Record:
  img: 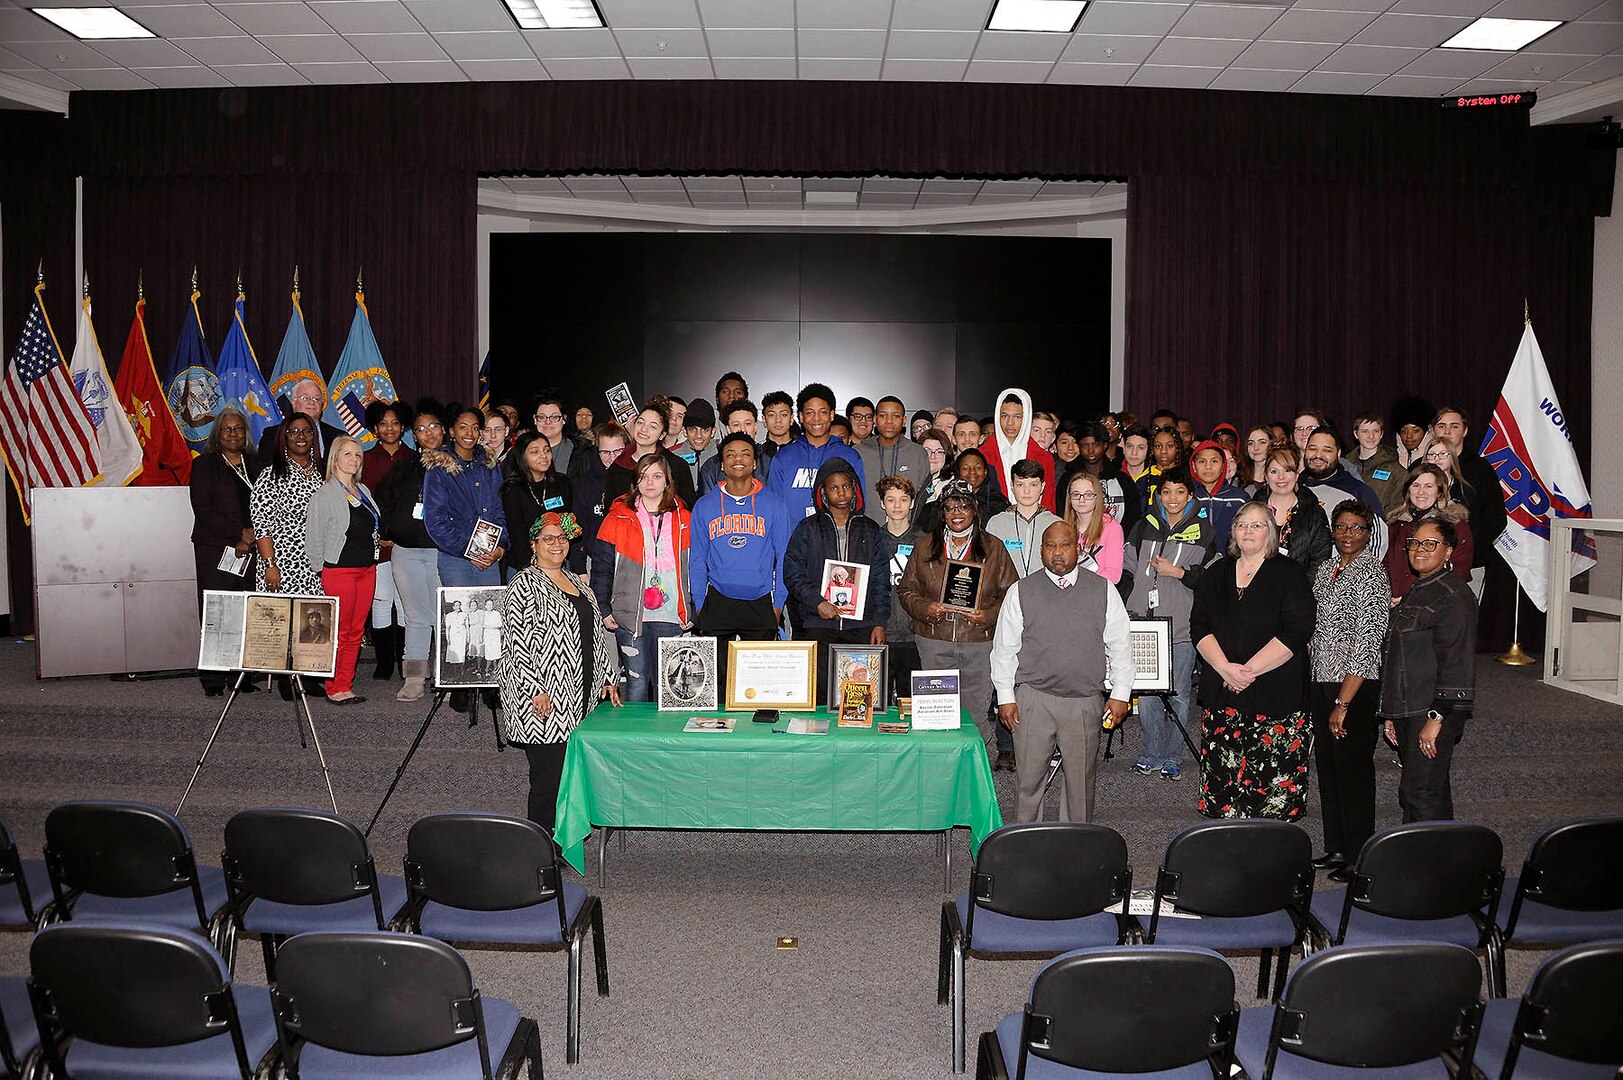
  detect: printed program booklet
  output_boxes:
[683,717,736,732]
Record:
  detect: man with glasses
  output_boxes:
[856,395,930,524]
[846,397,876,445]
[255,377,348,472]
[529,392,572,476]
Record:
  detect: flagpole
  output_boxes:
[1498,298,1537,666]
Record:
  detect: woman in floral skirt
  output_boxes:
[1190,501,1317,819]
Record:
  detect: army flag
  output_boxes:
[268,278,325,421]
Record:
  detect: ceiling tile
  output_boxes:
[798,56,883,77]
[133,64,235,86]
[704,28,795,55]
[1527,21,1623,53]
[595,0,701,28]
[882,57,970,79]
[0,10,74,43]
[215,62,307,84]
[540,56,631,76]
[402,0,516,32]
[740,175,798,189]
[964,58,1053,80]
[220,4,332,36]
[168,36,283,64]
[921,178,982,191]
[1397,47,1502,76]
[981,178,1043,191]
[745,191,804,204]
[432,30,531,59]
[973,192,1035,203]
[973,31,1068,61]
[1077,2,1189,36]
[1234,39,1335,68]
[457,56,549,77]
[1353,12,1470,47]
[1582,0,1623,16]
[684,176,740,190]
[1367,72,1464,94]
[857,192,921,205]
[261,34,362,62]
[712,56,796,75]
[0,45,37,69]
[1389,0,1493,13]
[52,67,157,90]
[796,0,894,30]
[347,33,447,61]
[1207,65,1302,89]
[502,176,569,191]
[1320,43,1425,74]
[1046,59,1137,82]
[914,192,977,205]
[1038,180,1106,195]
[124,5,246,37]
[625,55,714,75]
[1482,51,1592,80]
[1148,36,1250,65]
[1451,76,1548,94]
[563,176,628,191]
[1535,79,1591,98]
[1261,9,1377,42]
[1171,4,1284,39]
[614,27,708,55]
[804,177,860,190]
[885,30,980,59]
[87,38,198,66]
[4,39,116,67]
[1128,62,1221,86]
[1289,70,1384,93]
[1567,54,1623,81]
[861,177,922,191]
[891,0,995,31]
[1060,33,1161,63]
[695,0,793,27]
[306,1,423,34]
[292,60,386,81]
[1489,0,1599,13]
[523,28,620,57]
[798,29,888,57]
[623,176,685,190]
[373,58,466,80]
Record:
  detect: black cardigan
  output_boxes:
[189,451,253,550]
[1191,555,1316,718]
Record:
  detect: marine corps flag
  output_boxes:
[322,282,397,451]
[68,284,143,486]
[112,289,192,486]
[267,269,325,420]
[214,284,278,446]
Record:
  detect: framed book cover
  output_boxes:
[837,679,875,727]
[818,559,868,621]
[726,640,817,711]
[435,586,506,689]
[827,644,889,712]
[464,518,502,562]
[658,636,718,711]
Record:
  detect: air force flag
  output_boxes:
[215,290,278,446]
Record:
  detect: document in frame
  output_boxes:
[197,590,248,671]
[241,595,294,672]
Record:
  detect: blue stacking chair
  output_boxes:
[1232,943,1485,1080]
[0,975,41,1080]
[976,946,1238,1080]
[1306,821,1505,995]
[1493,816,1623,991]
[403,812,607,1065]
[0,815,49,932]
[939,822,1137,1073]
[270,931,542,1080]
[28,922,279,1079]
[1473,939,1623,1080]
[1143,819,1314,1002]
[42,801,234,960]
[221,807,409,979]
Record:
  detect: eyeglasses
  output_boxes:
[1405,537,1445,551]
[414,422,442,433]
[1069,492,1098,502]
[926,448,947,458]
[292,393,323,405]
[1233,521,1268,532]
[536,534,569,546]
[1332,523,1369,534]
[598,446,623,458]
[535,412,564,423]
[1293,423,1318,433]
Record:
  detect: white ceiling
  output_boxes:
[1,0,1621,123]
[480,174,1129,210]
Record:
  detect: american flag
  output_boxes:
[0,284,102,523]
[335,390,368,439]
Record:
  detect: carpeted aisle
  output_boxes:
[2,641,1619,1078]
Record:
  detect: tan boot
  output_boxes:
[397,659,428,702]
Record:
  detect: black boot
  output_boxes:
[372,625,400,681]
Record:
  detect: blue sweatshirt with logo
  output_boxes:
[764,435,866,522]
[689,478,792,611]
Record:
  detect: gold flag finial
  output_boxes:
[191,265,199,293]
[83,272,91,299]
[1524,299,1530,327]
[36,259,44,285]
[356,266,364,294]
[137,270,144,301]
[236,270,244,300]
[293,264,300,295]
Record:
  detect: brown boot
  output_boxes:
[396,659,428,702]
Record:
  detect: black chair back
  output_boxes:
[29,924,254,1077]
[1154,819,1313,927]
[223,807,383,915]
[1504,816,1623,937]
[405,813,567,936]
[44,800,200,902]
[0,814,36,925]
[1266,944,1482,1075]
[1019,947,1237,1077]
[1507,939,1623,1070]
[971,823,1130,921]
[273,932,491,1073]
[1345,822,1502,927]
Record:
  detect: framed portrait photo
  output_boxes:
[434,586,506,689]
[725,640,817,712]
[657,636,718,711]
[1105,616,1173,695]
[827,643,889,713]
[818,559,868,621]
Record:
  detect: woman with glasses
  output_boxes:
[1259,444,1332,578]
[1384,463,1473,600]
[1308,501,1391,881]
[1191,502,1316,819]
[1062,471,1124,584]
[1380,518,1476,821]
[375,400,447,702]
[500,513,621,832]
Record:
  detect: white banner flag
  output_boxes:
[1480,321,1595,611]
[69,295,143,486]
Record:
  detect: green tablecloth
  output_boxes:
[553,703,1004,874]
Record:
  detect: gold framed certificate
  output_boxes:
[725,640,817,712]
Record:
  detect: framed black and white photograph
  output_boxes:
[203,591,338,678]
[435,586,506,689]
[657,635,718,711]
[827,643,889,713]
[1106,616,1174,695]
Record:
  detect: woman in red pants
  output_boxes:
[305,435,380,703]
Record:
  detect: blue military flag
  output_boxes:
[214,288,278,446]
[163,283,220,452]
[323,287,396,450]
[267,276,326,420]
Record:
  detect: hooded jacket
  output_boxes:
[1304,462,1389,560]
[590,495,693,633]
[1354,443,1407,515]
[895,527,1019,644]
[977,387,1057,513]
[421,444,508,560]
[782,458,890,630]
[1385,502,1474,599]
[1192,477,1250,549]
[1121,497,1220,642]
[764,432,866,522]
[689,476,791,610]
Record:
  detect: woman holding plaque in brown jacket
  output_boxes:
[897,479,1019,754]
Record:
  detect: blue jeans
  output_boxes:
[615,621,685,703]
[1138,640,1195,767]
[437,550,501,588]
[392,546,441,661]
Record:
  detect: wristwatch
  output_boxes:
[1332,698,1349,709]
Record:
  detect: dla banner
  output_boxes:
[1480,321,1595,612]
[323,288,396,451]
[268,279,325,420]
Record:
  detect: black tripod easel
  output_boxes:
[365,686,505,836]
[177,670,338,814]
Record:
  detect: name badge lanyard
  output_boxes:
[341,482,382,560]
[643,507,670,611]
[1144,538,1184,612]
[1013,512,1037,576]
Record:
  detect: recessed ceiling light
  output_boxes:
[31,7,154,39]
[1440,17,1561,51]
[501,0,604,30]
[988,0,1086,34]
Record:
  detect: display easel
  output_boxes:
[365,687,504,836]
[176,670,338,813]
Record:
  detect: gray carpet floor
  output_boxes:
[3,641,1620,1078]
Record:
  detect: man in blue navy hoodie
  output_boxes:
[783,457,889,707]
[765,382,866,522]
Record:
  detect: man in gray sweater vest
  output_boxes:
[991,521,1135,822]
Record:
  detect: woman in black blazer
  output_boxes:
[189,405,257,697]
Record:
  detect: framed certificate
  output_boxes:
[827,643,888,712]
[940,560,984,612]
[725,640,817,712]
[1105,616,1173,695]
[658,635,718,711]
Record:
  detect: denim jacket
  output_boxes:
[1378,568,1476,721]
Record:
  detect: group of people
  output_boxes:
[191,370,1490,857]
